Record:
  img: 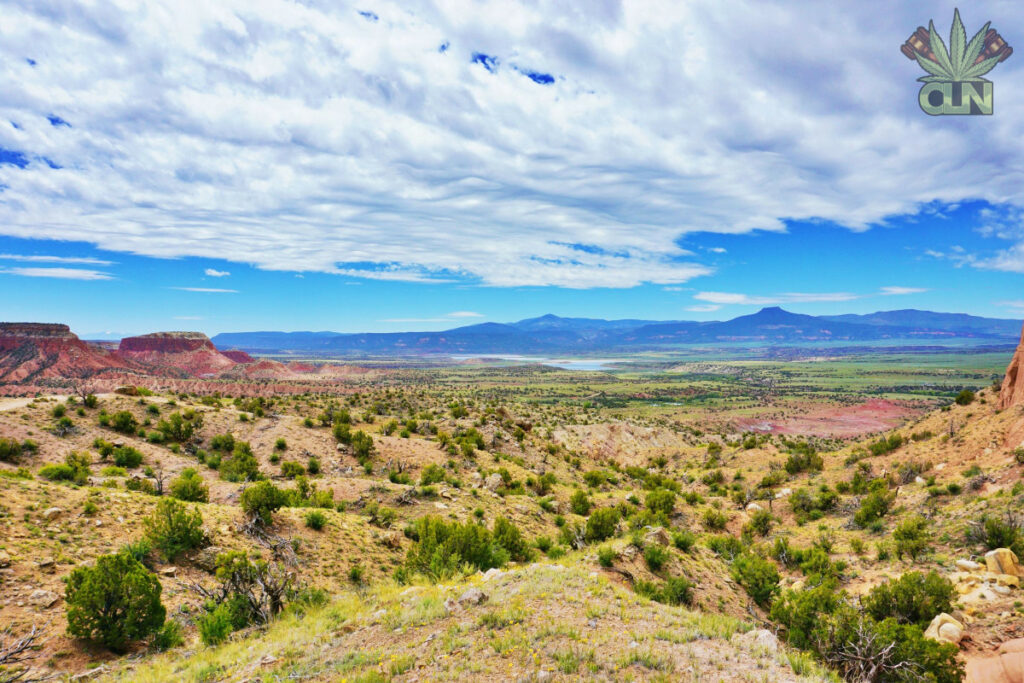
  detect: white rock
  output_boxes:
[956,559,983,572]
[732,628,780,653]
[42,507,62,520]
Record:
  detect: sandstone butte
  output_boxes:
[117,332,238,377]
[0,323,127,382]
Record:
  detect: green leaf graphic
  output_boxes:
[917,75,950,83]
[950,9,966,77]
[915,52,953,80]
[962,54,1000,79]
[928,20,956,78]
[962,21,990,73]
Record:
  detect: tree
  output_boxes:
[65,552,166,652]
[585,507,619,542]
[109,411,139,435]
[731,553,780,607]
[240,481,287,526]
[893,516,931,561]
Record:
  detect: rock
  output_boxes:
[35,557,54,568]
[481,568,504,582]
[192,546,224,572]
[998,323,1024,410]
[379,531,402,549]
[732,628,780,653]
[457,588,488,606]
[957,559,983,572]
[42,507,62,520]
[28,589,59,608]
[966,637,1024,683]
[643,527,671,547]
[0,550,10,568]
[986,548,1021,577]
[433,502,448,510]
[160,566,177,576]
[536,671,554,682]
[484,473,503,491]
[443,597,458,613]
[745,502,763,512]
[258,655,278,666]
[924,614,963,645]
[914,476,927,485]
[996,575,1020,588]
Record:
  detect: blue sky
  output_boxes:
[1,2,1022,336]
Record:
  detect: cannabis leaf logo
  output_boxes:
[913,9,1003,82]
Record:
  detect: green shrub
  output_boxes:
[109,411,139,434]
[280,461,305,478]
[644,544,670,572]
[585,507,620,542]
[702,507,729,531]
[112,446,143,469]
[861,571,954,627]
[240,481,287,525]
[771,584,842,650]
[853,481,895,528]
[968,512,1024,557]
[0,437,22,462]
[169,468,209,502]
[645,489,675,516]
[492,516,534,562]
[404,516,507,580]
[274,438,287,451]
[219,443,261,482]
[39,451,90,485]
[306,457,320,475]
[151,619,184,651]
[197,603,235,646]
[65,551,166,652]
[955,389,975,406]
[144,498,207,561]
[893,515,931,561]
[569,489,592,516]
[745,509,774,537]
[304,510,327,530]
[597,546,617,567]
[420,463,446,485]
[661,576,695,606]
[672,530,696,552]
[731,553,779,607]
[706,534,743,559]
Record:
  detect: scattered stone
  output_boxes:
[380,531,402,549]
[42,507,62,520]
[481,568,504,582]
[28,589,59,608]
[924,613,963,645]
[160,566,177,576]
[457,588,488,606]
[35,557,54,568]
[0,550,10,568]
[258,655,278,666]
[745,502,763,512]
[484,473,503,491]
[433,502,448,510]
[914,476,927,485]
[985,548,1020,577]
[956,559,983,572]
[536,671,554,682]
[443,597,458,613]
[732,628,780,653]
[644,527,671,546]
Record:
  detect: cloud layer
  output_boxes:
[1,1,1022,288]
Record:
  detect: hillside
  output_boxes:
[0,340,1021,681]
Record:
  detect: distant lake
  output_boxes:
[451,355,620,371]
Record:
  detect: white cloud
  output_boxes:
[686,304,721,312]
[174,315,204,320]
[0,267,113,280]
[996,300,1024,313]
[707,248,727,254]
[171,287,238,293]
[1,3,1023,287]
[694,291,859,305]
[378,318,452,323]
[447,311,483,318]
[879,286,928,296]
[0,254,114,265]
[204,268,230,277]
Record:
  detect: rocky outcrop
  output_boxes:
[966,638,1024,683]
[221,350,256,363]
[0,323,129,383]
[118,332,237,377]
[924,613,964,645]
[999,323,1024,410]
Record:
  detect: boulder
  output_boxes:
[966,638,1024,683]
[0,549,10,568]
[732,628,780,653]
[924,613,964,645]
[457,588,488,606]
[745,502,763,512]
[643,527,671,547]
[957,559,984,572]
[28,589,60,608]
[42,507,63,520]
[484,473,503,491]
[986,548,1021,577]
[192,545,224,572]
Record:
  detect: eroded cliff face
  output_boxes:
[221,350,256,364]
[118,332,237,377]
[999,323,1024,411]
[0,323,127,382]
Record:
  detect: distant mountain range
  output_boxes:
[211,308,1024,356]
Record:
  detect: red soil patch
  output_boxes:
[736,398,927,438]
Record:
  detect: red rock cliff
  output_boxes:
[999,323,1024,410]
[118,332,237,377]
[0,322,128,382]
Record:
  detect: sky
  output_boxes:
[1,1,1023,336]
